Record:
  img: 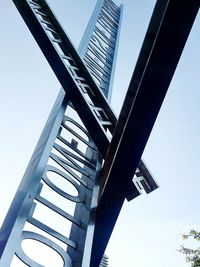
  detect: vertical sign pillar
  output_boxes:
[79,0,123,102]
[68,1,123,265]
[0,0,123,266]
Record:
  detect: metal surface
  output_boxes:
[11,0,156,200]
[99,255,109,267]
[13,0,117,158]
[79,0,123,102]
[68,1,123,265]
[0,94,101,266]
[16,231,73,267]
[0,1,124,266]
[0,0,187,265]
[0,89,67,266]
[91,1,200,266]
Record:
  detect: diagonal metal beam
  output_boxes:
[11,0,164,264]
[100,0,169,199]
[1,0,160,265]
[12,0,117,158]
[12,0,156,197]
[91,0,199,265]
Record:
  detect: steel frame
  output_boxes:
[0,1,125,266]
[0,0,198,266]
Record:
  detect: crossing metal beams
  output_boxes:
[1,0,197,266]
[13,0,116,157]
[12,0,156,199]
[0,1,125,266]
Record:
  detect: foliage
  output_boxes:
[179,230,200,266]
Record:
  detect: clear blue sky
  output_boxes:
[0,1,200,266]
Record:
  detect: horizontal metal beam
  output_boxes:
[91,0,199,265]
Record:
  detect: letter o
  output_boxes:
[15,231,72,267]
[42,165,85,202]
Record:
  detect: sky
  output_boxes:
[0,1,200,267]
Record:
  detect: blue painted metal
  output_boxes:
[69,1,123,265]
[0,1,123,266]
[107,4,123,103]
[90,1,200,265]
[78,0,105,58]
[16,231,73,266]
[0,88,101,266]
[0,89,67,266]
[79,0,123,102]
[0,0,170,266]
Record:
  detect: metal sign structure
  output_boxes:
[0,0,199,266]
[78,0,122,102]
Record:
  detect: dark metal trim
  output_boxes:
[91,1,199,265]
